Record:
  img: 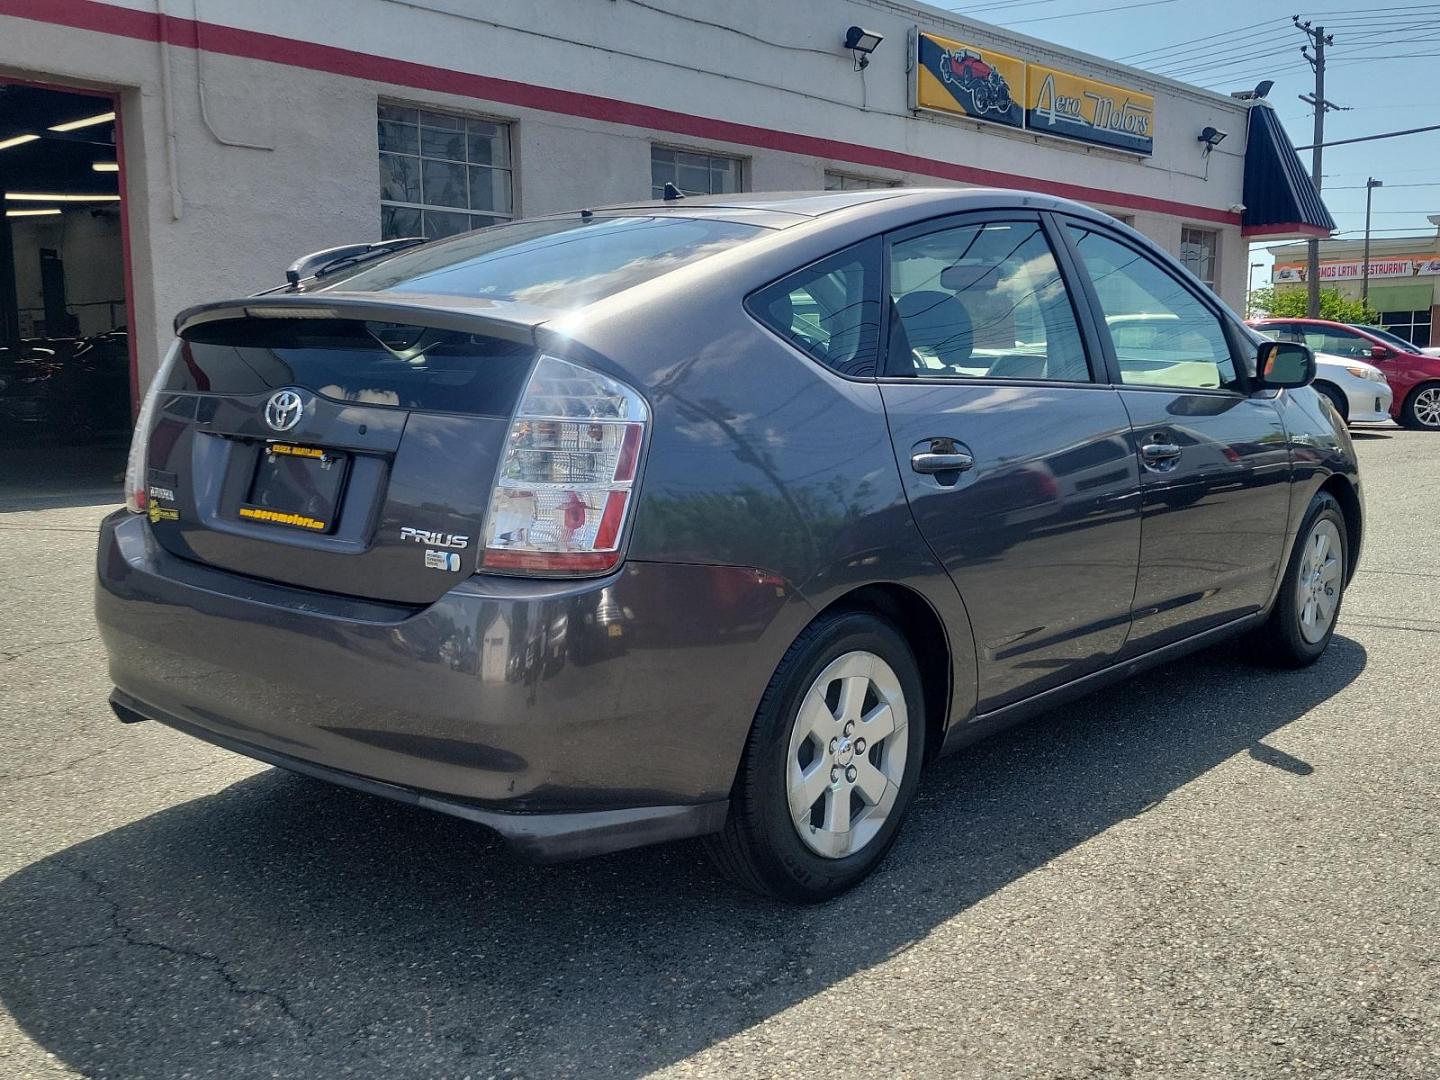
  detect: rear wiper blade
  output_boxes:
[285,237,426,287]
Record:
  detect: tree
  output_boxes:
[1249,286,1378,323]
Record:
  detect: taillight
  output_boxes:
[482,354,648,575]
[124,340,181,513]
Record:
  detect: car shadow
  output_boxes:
[0,636,1366,1079]
[1347,430,1393,440]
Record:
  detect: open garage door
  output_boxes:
[0,81,131,507]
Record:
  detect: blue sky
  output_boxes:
[942,0,1440,280]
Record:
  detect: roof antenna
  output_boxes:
[580,208,594,219]
[662,182,686,201]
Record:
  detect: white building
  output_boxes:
[0,0,1328,434]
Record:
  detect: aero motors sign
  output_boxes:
[912,29,1155,155]
[1273,260,1414,283]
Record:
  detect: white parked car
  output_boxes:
[1311,352,1393,425]
[1252,326,1392,425]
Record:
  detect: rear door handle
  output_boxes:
[911,451,974,474]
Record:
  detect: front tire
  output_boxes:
[1400,382,1440,430]
[705,611,926,902]
[1251,491,1347,667]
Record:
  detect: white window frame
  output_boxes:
[650,144,745,198]
[378,101,515,239]
[824,171,902,191]
[1378,308,1433,349]
[1180,226,1219,291]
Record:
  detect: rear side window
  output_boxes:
[1068,226,1238,390]
[171,319,535,416]
[887,220,1090,382]
[1301,327,1371,359]
[326,215,762,309]
[749,239,883,377]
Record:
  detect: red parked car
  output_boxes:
[1249,317,1440,430]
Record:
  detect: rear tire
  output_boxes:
[1250,491,1347,668]
[705,611,926,902]
[1314,382,1348,424]
[1400,381,1440,430]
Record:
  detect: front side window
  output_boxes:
[887,220,1090,382]
[1359,324,1417,352]
[749,240,882,377]
[1069,226,1238,390]
[1180,227,1218,291]
[651,147,743,198]
[378,104,513,240]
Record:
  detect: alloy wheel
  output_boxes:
[1296,518,1343,644]
[785,650,909,859]
[1413,386,1440,428]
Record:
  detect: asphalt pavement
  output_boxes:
[0,429,1435,1079]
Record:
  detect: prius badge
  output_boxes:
[264,389,305,432]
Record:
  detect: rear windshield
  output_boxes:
[321,215,762,308]
[172,319,535,416]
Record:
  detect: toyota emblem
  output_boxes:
[264,389,305,432]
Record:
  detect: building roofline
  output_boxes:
[1267,232,1440,259]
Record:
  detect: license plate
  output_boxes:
[239,443,349,532]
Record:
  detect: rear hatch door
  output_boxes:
[147,294,543,605]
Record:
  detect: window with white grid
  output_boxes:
[378,103,513,241]
[651,146,743,198]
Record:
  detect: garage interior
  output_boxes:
[0,81,129,506]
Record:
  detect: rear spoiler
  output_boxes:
[174,292,551,345]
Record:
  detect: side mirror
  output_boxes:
[1256,340,1315,390]
[1370,343,1393,361]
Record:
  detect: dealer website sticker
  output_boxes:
[425,549,462,572]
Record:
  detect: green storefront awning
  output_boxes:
[1367,282,1436,313]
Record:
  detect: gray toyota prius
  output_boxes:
[97,189,1362,900]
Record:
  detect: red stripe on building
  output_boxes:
[0,0,1242,226]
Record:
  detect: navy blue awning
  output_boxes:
[1242,103,1336,239]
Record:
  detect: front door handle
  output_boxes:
[911,450,974,474]
[1139,441,1183,469]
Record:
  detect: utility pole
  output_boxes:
[1248,261,1264,318]
[1296,18,1338,318]
[1362,177,1382,311]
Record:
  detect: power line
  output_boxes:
[1157,43,1307,78]
[1114,20,1287,63]
[1329,49,1440,68]
[1296,122,1440,150]
[1327,181,1440,190]
[1325,227,1440,235]
[1113,5,1440,65]
[994,0,1183,26]
[947,0,1087,14]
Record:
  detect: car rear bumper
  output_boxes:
[96,511,801,858]
[109,688,726,860]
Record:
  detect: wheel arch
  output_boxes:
[1312,379,1348,420]
[814,583,955,763]
[1317,473,1363,583]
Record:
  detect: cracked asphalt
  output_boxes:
[1,430,1436,1079]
